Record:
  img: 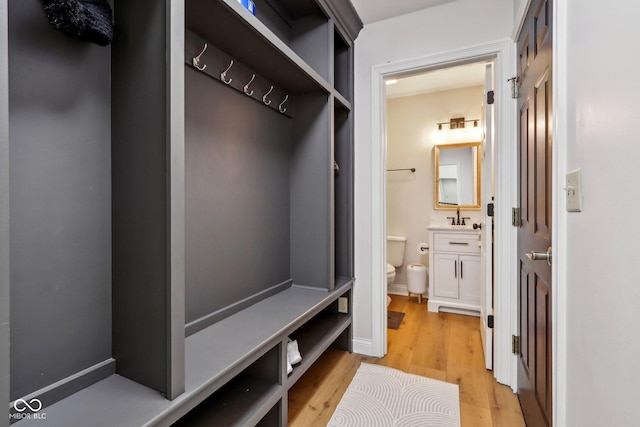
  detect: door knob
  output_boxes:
[525,247,552,266]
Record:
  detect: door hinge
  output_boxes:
[512,207,521,227]
[487,314,494,329]
[487,90,495,105]
[512,335,520,354]
[487,202,494,217]
[507,76,520,99]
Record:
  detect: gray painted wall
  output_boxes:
[185,67,292,324]
[8,0,112,399]
[290,93,331,288]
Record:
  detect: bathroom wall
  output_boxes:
[386,85,483,287]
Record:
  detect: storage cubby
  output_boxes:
[256,401,283,427]
[186,0,330,96]
[253,0,331,82]
[334,103,354,290]
[333,27,352,101]
[5,0,361,426]
[286,288,352,387]
[172,345,281,427]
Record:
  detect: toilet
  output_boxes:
[386,236,407,305]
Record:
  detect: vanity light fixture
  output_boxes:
[436,117,480,131]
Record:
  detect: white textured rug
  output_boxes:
[328,363,460,427]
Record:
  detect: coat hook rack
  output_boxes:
[244,74,256,96]
[279,95,289,113]
[221,60,234,85]
[192,43,208,71]
[186,31,294,118]
[263,86,273,105]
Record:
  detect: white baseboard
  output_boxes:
[352,338,374,356]
[388,284,428,296]
[388,284,407,295]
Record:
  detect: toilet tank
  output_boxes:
[387,235,406,267]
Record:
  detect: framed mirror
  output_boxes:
[434,142,481,210]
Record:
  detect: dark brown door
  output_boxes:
[516,0,553,426]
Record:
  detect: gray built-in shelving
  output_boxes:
[3,0,361,426]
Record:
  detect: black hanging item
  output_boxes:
[43,0,114,46]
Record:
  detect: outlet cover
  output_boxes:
[338,297,348,314]
[566,169,582,212]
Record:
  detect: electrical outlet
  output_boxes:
[338,297,348,314]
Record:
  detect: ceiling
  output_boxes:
[385,62,487,99]
[350,0,459,24]
[350,0,481,97]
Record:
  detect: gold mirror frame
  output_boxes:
[434,142,482,210]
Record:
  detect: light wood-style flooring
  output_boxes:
[288,296,525,426]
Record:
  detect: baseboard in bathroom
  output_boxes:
[388,284,408,295]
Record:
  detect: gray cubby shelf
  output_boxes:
[5,0,360,425]
[12,284,353,427]
[286,310,352,388]
[173,375,281,427]
[188,0,331,95]
[333,25,353,102]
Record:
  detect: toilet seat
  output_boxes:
[386,263,396,286]
[386,263,395,275]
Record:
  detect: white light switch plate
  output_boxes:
[566,169,582,212]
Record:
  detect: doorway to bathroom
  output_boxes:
[368,39,517,388]
[384,62,491,294]
[383,61,495,368]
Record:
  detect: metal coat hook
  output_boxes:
[221,60,234,85]
[192,43,208,71]
[262,86,274,105]
[244,74,256,96]
[279,94,289,113]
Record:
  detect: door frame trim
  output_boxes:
[552,0,567,426]
[369,39,517,387]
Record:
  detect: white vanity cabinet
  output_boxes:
[428,227,481,315]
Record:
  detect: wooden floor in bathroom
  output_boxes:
[288,295,525,427]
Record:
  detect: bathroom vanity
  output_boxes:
[427,226,481,316]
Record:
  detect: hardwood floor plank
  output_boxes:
[288,296,524,426]
[460,402,493,427]
[288,350,372,427]
[484,370,526,427]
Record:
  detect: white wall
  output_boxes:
[386,86,483,286]
[559,1,640,425]
[353,0,513,353]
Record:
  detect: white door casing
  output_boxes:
[480,62,494,370]
[369,39,517,387]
